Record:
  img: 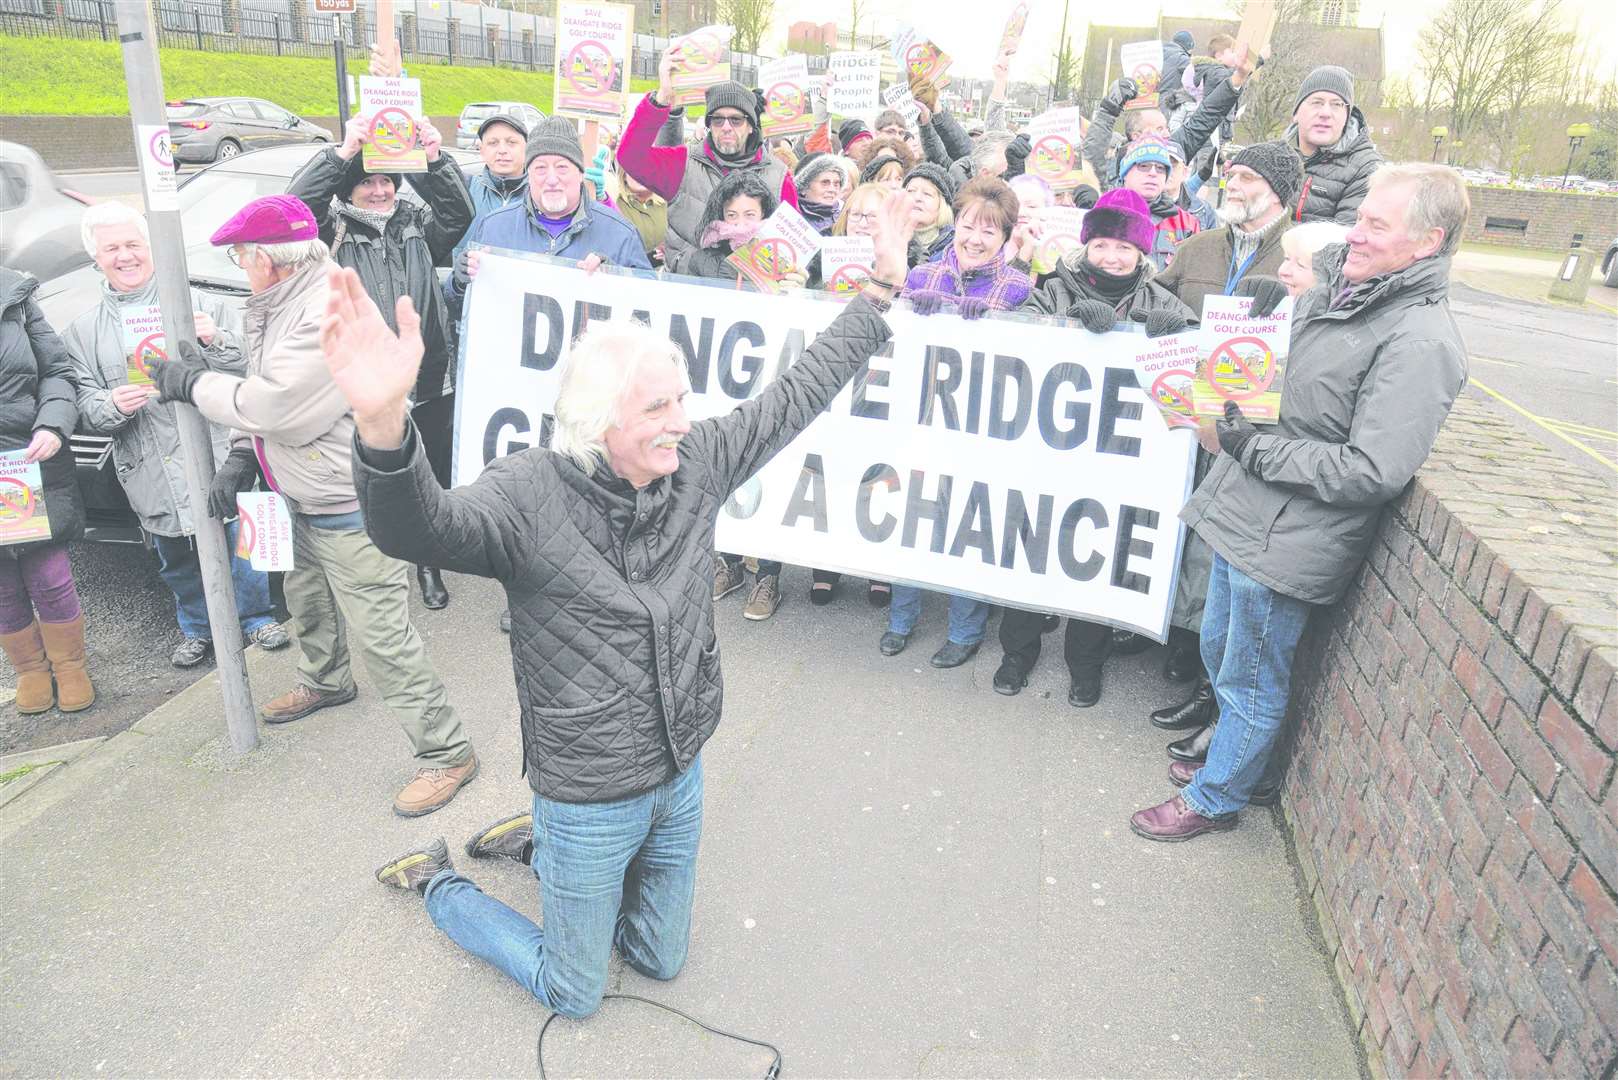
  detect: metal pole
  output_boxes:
[1562,140,1577,188]
[115,0,258,755]
[335,13,351,126]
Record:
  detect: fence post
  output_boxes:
[96,0,109,41]
[274,16,282,55]
[522,27,534,70]
[446,17,457,65]
[193,9,203,50]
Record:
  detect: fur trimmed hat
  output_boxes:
[1080,187,1155,255]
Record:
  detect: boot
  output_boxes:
[39,615,95,713]
[1150,678,1215,731]
[1168,719,1216,763]
[416,565,450,610]
[0,621,55,714]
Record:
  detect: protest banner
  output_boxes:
[1191,295,1294,423]
[880,82,921,128]
[892,25,952,90]
[826,50,882,117]
[359,76,427,172]
[553,1,634,122]
[727,204,825,294]
[999,2,1029,55]
[820,237,875,300]
[1235,0,1278,63]
[667,24,733,108]
[1129,333,1201,430]
[1024,107,1088,191]
[234,492,294,571]
[1029,206,1087,276]
[1119,41,1163,111]
[0,451,52,547]
[454,255,1198,640]
[759,54,813,138]
[119,303,165,386]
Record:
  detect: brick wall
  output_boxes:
[1463,186,1618,252]
[1282,393,1618,1078]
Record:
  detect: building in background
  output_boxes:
[788,20,839,55]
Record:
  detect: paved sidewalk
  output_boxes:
[1,571,1362,1077]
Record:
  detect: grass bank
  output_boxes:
[0,34,655,116]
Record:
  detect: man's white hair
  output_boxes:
[80,201,149,257]
[237,238,330,271]
[551,320,690,475]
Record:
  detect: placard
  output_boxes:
[668,24,733,108]
[999,3,1029,56]
[1191,295,1294,423]
[0,451,52,547]
[826,50,882,116]
[727,204,825,294]
[892,25,952,90]
[1129,333,1201,430]
[235,492,294,571]
[820,236,875,299]
[1029,206,1087,276]
[119,303,165,387]
[880,83,921,128]
[1119,41,1163,111]
[759,54,813,138]
[1024,107,1088,191]
[359,76,428,172]
[454,255,1199,641]
[554,1,634,121]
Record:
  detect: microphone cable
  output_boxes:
[537,992,783,1079]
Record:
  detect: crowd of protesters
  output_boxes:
[1,22,1473,1018]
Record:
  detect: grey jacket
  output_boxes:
[0,269,82,546]
[1285,109,1383,226]
[1181,246,1467,604]
[353,296,893,803]
[62,279,245,537]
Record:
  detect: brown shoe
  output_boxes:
[375,837,453,894]
[1167,761,1280,806]
[742,574,780,620]
[0,621,54,714]
[39,616,94,713]
[1129,794,1237,842]
[260,683,357,724]
[394,753,479,818]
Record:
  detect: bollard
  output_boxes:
[1548,236,1599,306]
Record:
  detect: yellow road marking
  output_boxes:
[1545,419,1618,440]
[1469,377,1618,474]
[1470,356,1523,368]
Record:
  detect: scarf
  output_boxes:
[1148,192,1180,218]
[800,199,842,235]
[1230,212,1284,265]
[338,201,400,234]
[1077,257,1147,306]
[699,218,763,251]
[706,136,760,171]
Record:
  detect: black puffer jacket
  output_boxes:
[0,269,82,546]
[353,296,893,803]
[1286,107,1384,225]
[1025,251,1196,326]
[287,148,473,402]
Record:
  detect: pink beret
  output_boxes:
[209,194,319,246]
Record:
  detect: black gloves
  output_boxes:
[149,339,211,404]
[1217,399,1260,464]
[908,290,948,316]
[452,247,474,290]
[1072,184,1100,210]
[208,446,261,520]
[957,296,990,320]
[1103,78,1139,111]
[1143,309,1189,338]
[1002,134,1031,179]
[1067,298,1117,334]
[1234,274,1289,318]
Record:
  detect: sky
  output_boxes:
[766,0,1618,85]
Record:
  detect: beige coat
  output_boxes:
[191,259,359,515]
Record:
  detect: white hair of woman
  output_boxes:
[1281,221,1351,264]
[80,200,149,257]
[550,320,691,475]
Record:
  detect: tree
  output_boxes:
[1416,0,1566,146]
[718,0,775,54]
[1233,0,1332,142]
[1050,38,1079,103]
[847,0,867,50]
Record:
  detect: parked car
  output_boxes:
[166,97,331,165]
[454,101,546,149]
[0,140,94,281]
[33,142,479,543]
[1602,237,1618,289]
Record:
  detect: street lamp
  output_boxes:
[1430,125,1447,162]
[1563,123,1593,188]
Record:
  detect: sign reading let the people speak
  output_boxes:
[453,256,1197,640]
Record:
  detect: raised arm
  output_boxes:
[617,56,693,202]
[407,145,476,264]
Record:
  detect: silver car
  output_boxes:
[166,97,332,164]
[455,101,546,149]
[0,140,95,281]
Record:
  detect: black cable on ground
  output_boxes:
[537,992,782,1079]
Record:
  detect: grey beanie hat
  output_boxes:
[1231,140,1305,213]
[704,80,760,129]
[525,116,584,171]
[1293,65,1355,115]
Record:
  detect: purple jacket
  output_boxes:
[903,247,1033,311]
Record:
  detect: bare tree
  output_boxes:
[847,0,867,50]
[719,0,775,54]
[1416,0,1566,145]
[1233,0,1331,142]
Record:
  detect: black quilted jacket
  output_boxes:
[353,296,892,803]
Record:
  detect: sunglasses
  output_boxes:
[709,114,750,129]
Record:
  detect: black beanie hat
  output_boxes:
[525,116,584,171]
[704,80,760,130]
[340,155,401,200]
[838,118,870,152]
[902,161,955,204]
[1230,140,1305,213]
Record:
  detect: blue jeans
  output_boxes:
[887,585,989,645]
[152,525,275,640]
[424,757,704,1019]
[1182,553,1314,819]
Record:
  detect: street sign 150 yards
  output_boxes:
[314,0,357,13]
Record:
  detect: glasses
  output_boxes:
[226,246,248,268]
[847,211,880,225]
[709,114,749,129]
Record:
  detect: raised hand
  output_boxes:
[867,187,918,288]
[320,266,421,449]
[337,115,369,161]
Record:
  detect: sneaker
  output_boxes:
[393,753,479,818]
[466,812,534,864]
[250,623,290,650]
[713,557,747,601]
[743,575,781,620]
[260,683,357,724]
[499,609,512,634]
[171,637,213,668]
[375,837,453,894]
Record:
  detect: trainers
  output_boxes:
[743,575,781,620]
[171,637,213,668]
[260,683,357,724]
[713,556,746,601]
[375,837,453,894]
[466,812,534,864]
[251,623,290,650]
[394,753,479,818]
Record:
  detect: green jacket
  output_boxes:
[1156,218,1291,317]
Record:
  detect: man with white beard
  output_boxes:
[1157,142,1304,313]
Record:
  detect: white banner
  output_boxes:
[454,255,1197,639]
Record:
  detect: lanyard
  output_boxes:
[1225,243,1261,296]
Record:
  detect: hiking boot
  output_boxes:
[743,575,781,620]
[0,621,54,714]
[375,837,453,894]
[251,623,290,650]
[394,753,479,818]
[171,637,214,668]
[466,812,534,864]
[260,683,357,724]
[713,556,746,601]
[40,616,95,713]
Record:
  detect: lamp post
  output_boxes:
[1563,123,1592,189]
[1430,125,1447,162]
